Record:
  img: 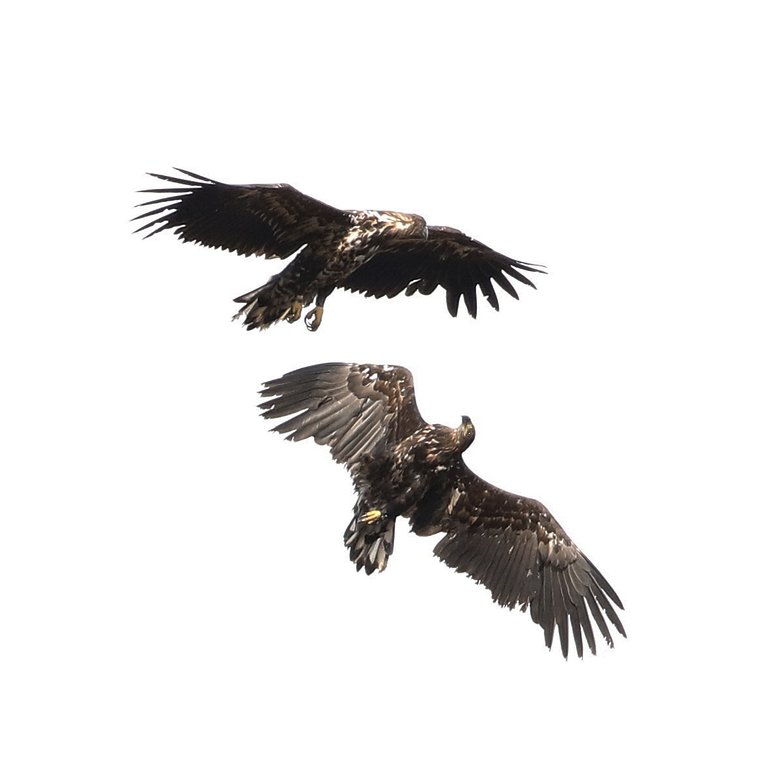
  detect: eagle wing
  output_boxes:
[340,226,545,317]
[259,363,425,468]
[434,462,625,658]
[133,168,351,258]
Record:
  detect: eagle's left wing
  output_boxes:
[340,226,545,317]
[133,168,351,258]
[260,363,425,469]
[434,462,625,658]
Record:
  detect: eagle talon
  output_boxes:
[358,508,383,525]
[305,306,324,332]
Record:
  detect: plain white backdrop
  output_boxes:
[1,2,766,766]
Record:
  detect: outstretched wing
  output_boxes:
[434,463,625,658]
[340,226,545,317]
[259,363,425,468]
[133,168,351,258]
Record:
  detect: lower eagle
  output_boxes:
[260,363,625,659]
[133,169,544,331]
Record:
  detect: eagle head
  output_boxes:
[458,415,476,451]
[374,211,428,239]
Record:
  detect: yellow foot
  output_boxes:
[304,305,324,332]
[279,300,303,323]
[358,508,382,525]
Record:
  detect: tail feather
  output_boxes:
[344,511,396,575]
[232,284,304,330]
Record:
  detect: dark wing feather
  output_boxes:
[259,363,426,469]
[434,462,624,658]
[133,168,351,258]
[340,226,545,317]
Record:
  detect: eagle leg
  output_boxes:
[282,300,304,323]
[304,288,334,332]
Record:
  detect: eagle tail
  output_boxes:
[232,283,305,331]
[344,507,396,575]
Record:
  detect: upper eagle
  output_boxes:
[260,362,625,659]
[134,169,544,331]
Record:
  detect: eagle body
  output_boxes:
[351,421,471,544]
[134,169,542,331]
[234,209,429,329]
[260,363,625,659]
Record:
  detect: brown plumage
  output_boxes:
[260,362,625,659]
[134,169,544,331]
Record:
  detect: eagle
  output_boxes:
[260,362,625,659]
[133,169,544,331]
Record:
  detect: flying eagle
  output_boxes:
[260,363,625,659]
[134,169,544,331]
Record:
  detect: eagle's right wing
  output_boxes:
[434,461,625,658]
[259,363,426,468]
[133,168,351,259]
[340,226,545,317]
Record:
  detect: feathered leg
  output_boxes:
[304,287,335,332]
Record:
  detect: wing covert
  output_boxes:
[259,363,426,468]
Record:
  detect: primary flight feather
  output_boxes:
[134,169,544,331]
[260,362,625,658]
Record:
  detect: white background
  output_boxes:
[2,2,766,766]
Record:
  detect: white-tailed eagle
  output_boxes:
[260,362,625,659]
[134,169,544,331]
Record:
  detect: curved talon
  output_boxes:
[304,305,324,332]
